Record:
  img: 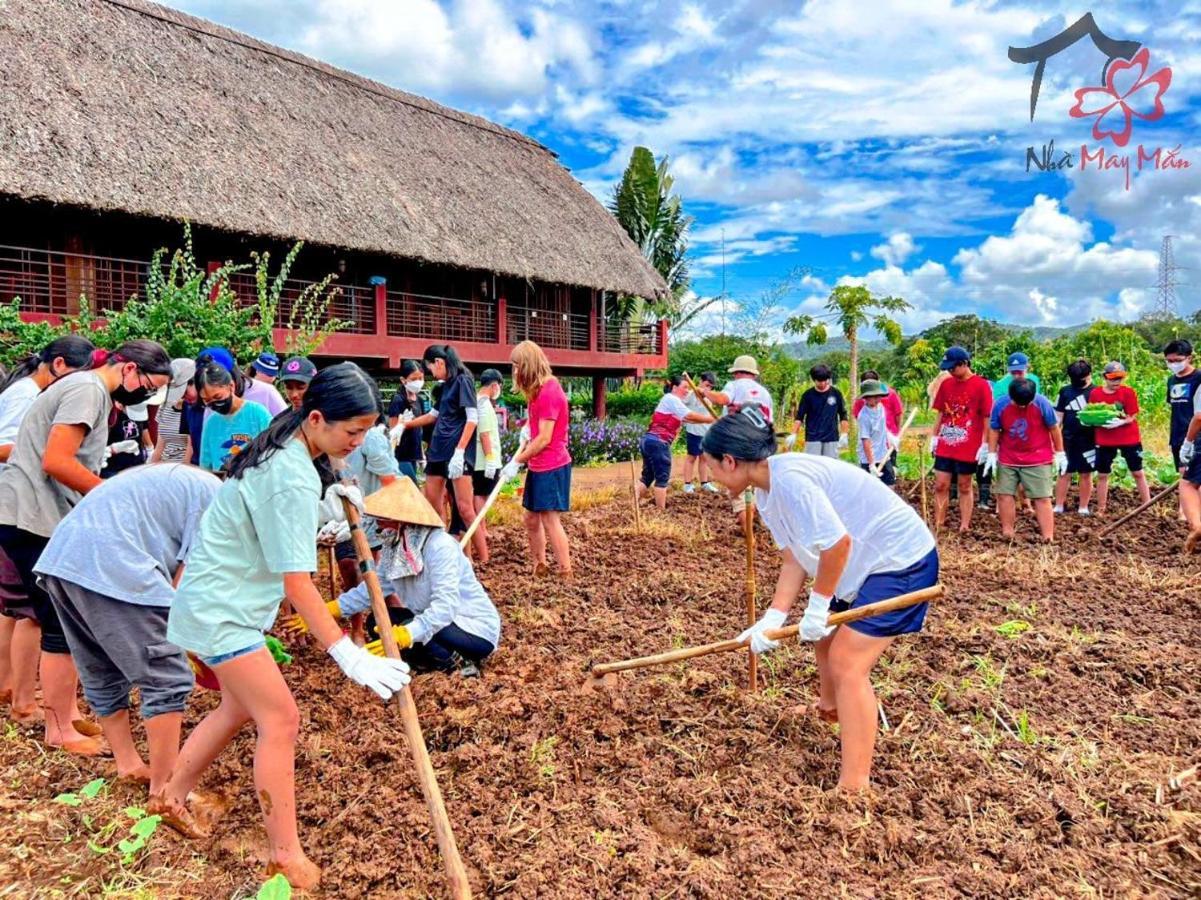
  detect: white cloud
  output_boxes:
[870,233,920,266]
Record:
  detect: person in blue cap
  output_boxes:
[250,352,280,386]
[983,353,1042,511]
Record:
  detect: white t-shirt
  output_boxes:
[0,378,41,467]
[755,454,934,601]
[683,391,711,437]
[721,378,774,423]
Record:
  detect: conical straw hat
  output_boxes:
[363,478,445,529]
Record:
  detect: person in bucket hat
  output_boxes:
[701,354,775,522]
[855,379,896,485]
[283,479,500,676]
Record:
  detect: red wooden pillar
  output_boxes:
[592,374,607,419]
[656,319,669,360]
[206,261,221,301]
[497,294,508,347]
[588,290,598,353]
[374,281,387,336]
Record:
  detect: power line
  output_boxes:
[1150,235,1183,319]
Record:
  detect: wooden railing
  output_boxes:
[385,289,497,343]
[0,245,145,315]
[224,273,376,334]
[507,304,590,351]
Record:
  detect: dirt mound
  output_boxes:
[1,486,1198,897]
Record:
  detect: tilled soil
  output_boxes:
[1,484,1199,898]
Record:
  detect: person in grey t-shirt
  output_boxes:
[35,464,220,794]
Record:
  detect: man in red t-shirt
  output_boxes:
[931,346,994,532]
[1088,361,1152,514]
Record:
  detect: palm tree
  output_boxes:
[609,146,692,323]
[784,285,910,401]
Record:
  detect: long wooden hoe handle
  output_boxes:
[591,584,944,677]
[459,442,526,549]
[341,496,472,899]
[1097,481,1179,538]
[682,371,720,419]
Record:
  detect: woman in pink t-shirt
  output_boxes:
[510,341,572,578]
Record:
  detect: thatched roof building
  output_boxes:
[0,0,665,300]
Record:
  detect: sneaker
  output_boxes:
[460,660,483,678]
[702,482,720,493]
[1077,508,1091,517]
[1052,505,1064,514]
[683,483,696,494]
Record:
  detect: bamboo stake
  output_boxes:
[682,371,720,419]
[339,495,472,899]
[873,407,919,476]
[459,444,526,549]
[591,585,943,677]
[629,457,643,532]
[743,488,757,692]
[919,437,930,526]
[1097,481,1179,538]
[327,544,339,601]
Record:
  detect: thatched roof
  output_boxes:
[0,0,666,299]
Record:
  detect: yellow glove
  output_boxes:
[366,624,413,657]
[279,599,342,636]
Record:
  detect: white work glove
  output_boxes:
[1182,442,1196,464]
[500,459,522,482]
[110,440,140,455]
[837,433,849,451]
[103,445,113,464]
[885,431,900,452]
[317,520,351,544]
[448,447,466,479]
[519,424,531,444]
[484,461,499,479]
[870,463,884,478]
[1054,450,1068,476]
[388,423,406,447]
[319,483,365,525]
[783,433,797,450]
[327,635,410,701]
[400,409,414,424]
[799,591,835,642]
[982,451,998,478]
[737,607,787,655]
[1102,418,1125,429]
[929,435,939,455]
[975,443,989,465]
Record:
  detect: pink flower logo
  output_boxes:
[1069,48,1171,147]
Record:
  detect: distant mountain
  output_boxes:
[781,321,1089,360]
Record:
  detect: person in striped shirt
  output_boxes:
[150,359,196,463]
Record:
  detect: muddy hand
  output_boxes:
[366,624,413,657]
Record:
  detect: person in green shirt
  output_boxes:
[991,352,1042,400]
[470,368,504,565]
[155,363,410,892]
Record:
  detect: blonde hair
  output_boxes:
[511,340,553,401]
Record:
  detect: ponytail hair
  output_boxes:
[225,362,382,491]
[422,344,470,382]
[194,362,234,396]
[102,340,172,377]
[701,408,776,462]
[0,335,96,397]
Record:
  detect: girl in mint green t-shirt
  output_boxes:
[158,363,411,891]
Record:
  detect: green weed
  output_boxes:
[995,620,1030,639]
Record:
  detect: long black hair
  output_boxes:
[400,359,423,379]
[702,408,776,461]
[0,335,96,397]
[422,344,470,382]
[225,361,381,491]
[95,340,172,377]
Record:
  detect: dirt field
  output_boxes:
[1,483,1198,898]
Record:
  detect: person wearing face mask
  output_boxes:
[705,410,937,792]
[195,363,271,475]
[0,335,95,728]
[279,356,318,413]
[1164,340,1201,521]
[283,478,500,676]
[0,340,172,755]
[1053,359,1097,516]
[157,364,408,889]
[386,359,429,484]
[469,369,506,563]
[1089,361,1151,515]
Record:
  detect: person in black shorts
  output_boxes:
[1053,359,1096,516]
[1165,340,1201,521]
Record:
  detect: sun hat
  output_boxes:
[280,357,318,384]
[939,346,971,370]
[1007,352,1030,372]
[165,358,196,405]
[125,401,150,422]
[1102,361,1127,380]
[363,478,445,529]
[859,379,889,398]
[728,355,760,376]
[252,352,280,379]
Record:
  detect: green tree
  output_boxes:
[667,333,800,414]
[782,285,910,401]
[918,313,1009,357]
[610,146,693,323]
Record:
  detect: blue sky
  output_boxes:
[164,0,1201,337]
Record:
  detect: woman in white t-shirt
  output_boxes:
[702,409,938,792]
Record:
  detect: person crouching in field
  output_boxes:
[284,478,501,676]
[704,409,938,791]
[983,378,1065,541]
[157,363,410,890]
[638,377,715,509]
[34,464,220,796]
